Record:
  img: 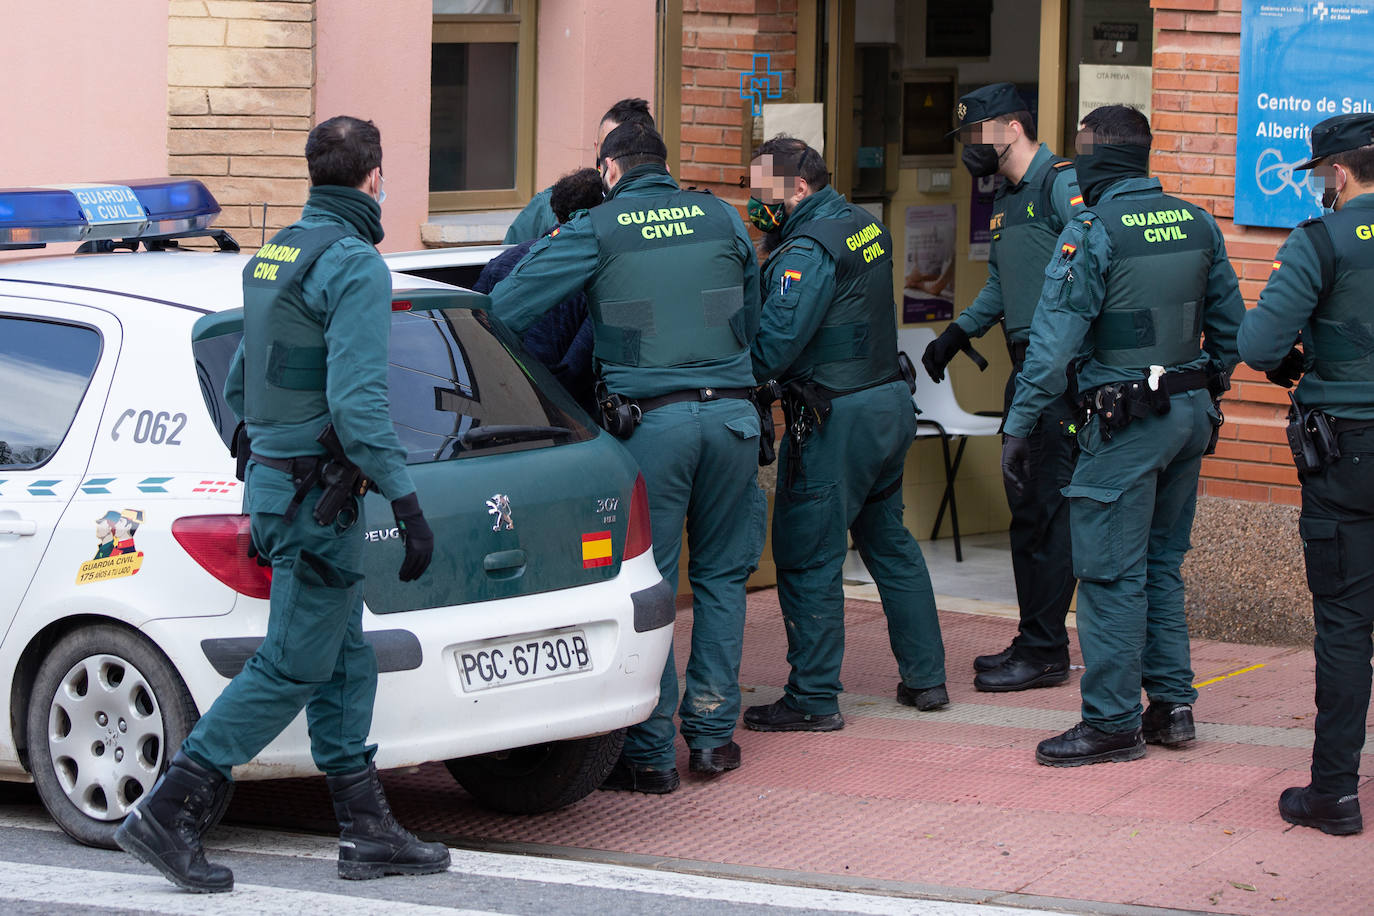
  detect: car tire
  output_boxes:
[445,728,626,815]
[26,624,232,848]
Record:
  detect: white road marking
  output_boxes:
[0,860,500,915]
[0,809,1049,915]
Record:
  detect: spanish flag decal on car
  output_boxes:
[582,531,613,568]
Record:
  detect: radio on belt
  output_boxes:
[0,178,232,251]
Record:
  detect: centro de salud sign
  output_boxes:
[1235,0,1374,228]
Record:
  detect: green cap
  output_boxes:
[1295,112,1374,171]
[950,83,1027,136]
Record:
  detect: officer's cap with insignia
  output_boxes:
[1294,112,1374,171]
[949,82,1028,137]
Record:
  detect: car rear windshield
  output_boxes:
[193,305,596,463]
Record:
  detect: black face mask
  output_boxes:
[1321,183,1340,211]
[961,143,1009,178]
[1074,143,1152,206]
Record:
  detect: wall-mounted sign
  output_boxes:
[1236,0,1374,228]
[1077,64,1152,124]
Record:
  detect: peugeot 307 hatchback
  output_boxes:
[0,179,673,849]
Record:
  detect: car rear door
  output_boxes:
[0,297,119,633]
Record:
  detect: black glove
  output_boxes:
[391,492,434,582]
[246,526,270,567]
[1001,434,1032,500]
[1265,346,1304,389]
[921,323,969,383]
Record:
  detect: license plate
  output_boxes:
[457,630,592,693]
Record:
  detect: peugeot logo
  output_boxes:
[486,494,514,531]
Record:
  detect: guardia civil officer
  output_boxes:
[489,122,765,792]
[740,135,947,732]
[1239,112,1374,836]
[1003,105,1244,767]
[923,82,1087,692]
[503,98,654,244]
[115,117,448,891]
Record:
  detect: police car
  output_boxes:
[0,180,673,848]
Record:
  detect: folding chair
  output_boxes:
[897,327,1003,562]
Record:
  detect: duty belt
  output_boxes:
[808,370,905,402]
[250,452,323,480]
[1331,416,1374,435]
[1079,367,1222,437]
[633,386,753,415]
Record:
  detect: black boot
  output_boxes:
[1279,785,1363,835]
[1142,701,1196,746]
[113,751,234,893]
[326,764,451,880]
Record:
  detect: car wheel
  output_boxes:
[26,624,232,848]
[445,728,626,815]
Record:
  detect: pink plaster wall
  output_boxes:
[317,1,432,251]
[1,1,169,187]
[533,2,657,189]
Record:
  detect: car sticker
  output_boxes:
[111,409,188,445]
[581,531,613,569]
[486,494,514,531]
[77,508,145,585]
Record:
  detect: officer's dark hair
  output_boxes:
[992,110,1037,143]
[752,135,830,190]
[1331,144,1374,184]
[305,116,382,188]
[550,168,605,222]
[1079,105,1152,149]
[601,98,654,130]
[600,122,668,172]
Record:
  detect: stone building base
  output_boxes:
[1183,495,1312,647]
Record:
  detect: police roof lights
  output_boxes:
[0,179,222,250]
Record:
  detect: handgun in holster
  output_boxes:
[1286,391,1339,474]
[752,379,782,467]
[312,424,374,529]
[595,380,641,440]
[779,380,833,486]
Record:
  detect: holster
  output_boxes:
[311,424,373,529]
[779,380,833,485]
[595,380,642,440]
[752,380,782,467]
[1286,392,1339,474]
[230,421,251,482]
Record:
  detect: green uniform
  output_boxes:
[753,185,944,714]
[489,164,765,767]
[180,186,414,780]
[1006,177,1243,734]
[955,144,1086,667]
[1239,192,1374,797]
[503,187,557,244]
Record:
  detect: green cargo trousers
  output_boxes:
[180,462,377,779]
[773,380,944,715]
[1065,389,1216,733]
[619,398,767,768]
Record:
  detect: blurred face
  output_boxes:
[749,154,799,206]
[959,119,1018,147]
[1309,161,1346,210]
[1075,127,1097,156]
[593,117,618,162]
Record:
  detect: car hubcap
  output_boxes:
[47,654,164,821]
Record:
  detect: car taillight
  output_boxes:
[623,473,652,561]
[171,515,272,599]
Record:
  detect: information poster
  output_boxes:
[903,204,957,323]
[1077,65,1152,124]
[1236,1,1374,228]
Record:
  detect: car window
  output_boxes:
[0,316,101,470]
[389,307,595,463]
[192,305,595,462]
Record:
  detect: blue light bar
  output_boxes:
[0,179,222,249]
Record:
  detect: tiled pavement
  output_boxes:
[227,536,1372,915]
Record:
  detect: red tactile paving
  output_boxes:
[225,589,1372,915]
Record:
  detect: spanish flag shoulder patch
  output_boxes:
[1069,194,1084,207]
[1271,260,1282,271]
[1060,242,1077,258]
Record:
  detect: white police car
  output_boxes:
[0,180,673,848]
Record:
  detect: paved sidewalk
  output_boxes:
[228,536,1370,915]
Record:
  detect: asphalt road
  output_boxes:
[0,783,1065,916]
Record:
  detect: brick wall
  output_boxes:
[167,0,316,252]
[679,0,798,213]
[1150,0,1299,506]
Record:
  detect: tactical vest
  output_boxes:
[240,224,349,425]
[1089,195,1214,369]
[992,158,1075,339]
[585,190,750,370]
[1300,211,1374,383]
[779,205,897,391]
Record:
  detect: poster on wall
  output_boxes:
[969,175,999,262]
[902,204,957,323]
[1236,1,1374,228]
[1077,64,1152,123]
